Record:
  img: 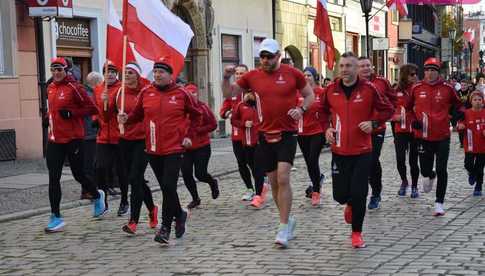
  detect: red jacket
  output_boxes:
[393,84,415,134]
[297,87,325,136]
[127,83,202,156]
[116,78,150,141]
[369,75,395,134]
[460,109,485,153]
[188,101,217,150]
[321,78,394,156]
[220,95,243,141]
[94,81,121,144]
[410,78,463,141]
[47,75,98,143]
[231,101,260,147]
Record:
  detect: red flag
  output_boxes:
[386,0,408,17]
[106,0,135,69]
[314,0,335,70]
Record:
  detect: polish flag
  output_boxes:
[124,0,194,78]
[314,0,335,70]
[464,29,475,43]
[106,0,135,69]
[386,0,408,17]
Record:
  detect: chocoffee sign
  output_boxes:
[26,0,73,18]
[55,18,90,47]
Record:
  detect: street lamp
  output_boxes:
[360,0,373,58]
[468,41,474,80]
[449,28,456,77]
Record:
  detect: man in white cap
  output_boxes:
[221,38,314,248]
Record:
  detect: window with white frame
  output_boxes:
[221,34,241,69]
[0,1,15,76]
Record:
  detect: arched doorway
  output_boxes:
[284,45,303,70]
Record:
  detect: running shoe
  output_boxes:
[117,202,129,217]
[261,183,270,202]
[410,187,419,198]
[187,198,201,209]
[368,196,381,210]
[433,202,445,216]
[311,192,320,207]
[250,195,264,209]
[209,179,220,199]
[288,216,296,240]
[344,204,352,224]
[398,181,408,196]
[148,205,159,229]
[175,210,188,238]
[241,189,255,201]
[351,232,366,248]
[154,226,170,244]
[473,190,482,196]
[468,174,476,186]
[274,224,289,248]
[93,190,106,217]
[45,214,65,233]
[122,221,137,235]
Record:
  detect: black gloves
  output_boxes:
[91,119,100,129]
[59,109,72,119]
[411,120,423,130]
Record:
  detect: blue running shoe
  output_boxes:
[473,190,482,196]
[368,196,381,210]
[398,183,407,196]
[93,190,106,217]
[45,214,65,233]
[410,187,419,198]
[468,175,476,186]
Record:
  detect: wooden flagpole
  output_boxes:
[119,0,129,135]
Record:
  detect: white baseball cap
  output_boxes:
[258,38,280,55]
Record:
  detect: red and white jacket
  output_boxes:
[410,78,463,141]
[321,78,394,156]
[116,78,150,141]
[460,109,485,154]
[94,80,121,144]
[187,101,217,150]
[47,75,98,143]
[369,74,395,134]
[220,95,243,141]
[231,101,260,147]
[297,87,326,136]
[126,83,202,156]
[393,84,415,134]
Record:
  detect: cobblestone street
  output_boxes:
[1,136,484,276]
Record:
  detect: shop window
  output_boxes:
[329,16,342,32]
[346,32,359,54]
[253,36,265,68]
[0,1,15,76]
[221,34,240,69]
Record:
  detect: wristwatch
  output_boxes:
[300,106,307,113]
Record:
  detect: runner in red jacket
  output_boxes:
[181,84,220,209]
[321,52,394,248]
[231,92,268,209]
[93,61,129,216]
[410,57,463,216]
[457,91,485,196]
[44,57,105,233]
[392,64,421,198]
[118,57,202,244]
[298,67,326,207]
[357,57,396,210]
[117,62,158,235]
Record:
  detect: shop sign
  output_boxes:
[55,18,90,47]
[26,0,73,18]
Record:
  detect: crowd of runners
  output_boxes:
[43,38,485,249]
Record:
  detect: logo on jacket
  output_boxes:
[59,91,65,100]
[149,93,155,96]
[276,74,286,85]
[353,93,363,103]
[169,95,177,104]
[435,90,443,101]
[397,92,403,97]
[419,91,427,98]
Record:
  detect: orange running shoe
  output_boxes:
[122,221,137,235]
[351,232,366,248]
[148,205,159,229]
[261,183,270,201]
[311,192,320,206]
[250,195,264,209]
[344,204,352,224]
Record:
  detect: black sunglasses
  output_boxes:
[410,73,417,76]
[50,68,64,72]
[259,53,276,60]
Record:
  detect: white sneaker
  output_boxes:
[288,216,296,240]
[241,189,255,201]
[433,202,445,216]
[422,177,434,193]
[275,224,289,248]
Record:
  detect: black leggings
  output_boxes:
[418,139,450,203]
[119,139,155,223]
[232,141,253,190]
[149,153,183,229]
[332,153,371,232]
[394,133,420,187]
[465,153,485,191]
[181,145,216,201]
[95,143,129,208]
[369,132,384,197]
[46,140,100,217]
[297,133,325,192]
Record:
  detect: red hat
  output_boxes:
[424,57,441,71]
[184,84,198,95]
[153,56,173,74]
[50,57,67,68]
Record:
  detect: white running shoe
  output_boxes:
[433,202,445,216]
[422,177,434,193]
[288,216,296,240]
[274,224,289,248]
[241,189,255,201]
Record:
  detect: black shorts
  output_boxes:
[256,131,297,173]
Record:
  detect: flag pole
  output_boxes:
[119,0,129,135]
[103,0,110,112]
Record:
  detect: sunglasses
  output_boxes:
[259,53,276,60]
[50,67,64,72]
[410,73,417,76]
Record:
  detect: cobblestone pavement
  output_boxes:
[1,135,485,276]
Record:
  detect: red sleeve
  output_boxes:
[230,103,244,129]
[184,92,203,139]
[220,98,233,119]
[69,82,98,117]
[126,89,145,124]
[371,85,394,124]
[292,67,307,90]
[195,104,217,134]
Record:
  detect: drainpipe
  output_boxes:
[272,0,276,39]
[34,17,48,157]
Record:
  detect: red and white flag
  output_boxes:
[124,0,194,78]
[106,0,135,69]
[386,0,408,17]
[464,28,475,43]
[314,0,335,70]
